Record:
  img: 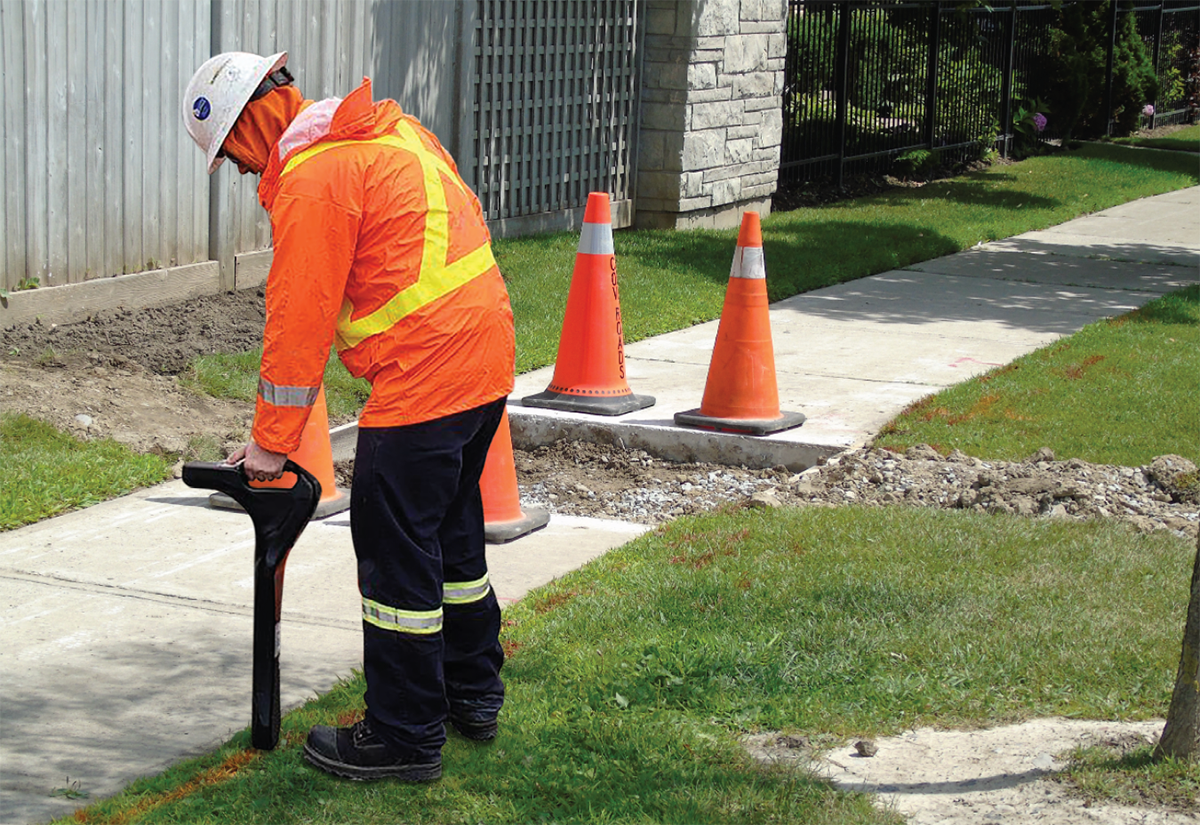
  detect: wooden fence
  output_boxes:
[0,0,642,302]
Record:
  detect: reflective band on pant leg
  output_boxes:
[362,597,443,635]
[443,573,491,605]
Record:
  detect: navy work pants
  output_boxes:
[351,397,507,760]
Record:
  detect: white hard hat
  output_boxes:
[182,51,288,174]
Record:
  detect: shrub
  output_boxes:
[785,4,1004,154]
[893,148,939,178]
[1011,98,1052,157]
[1042,2,1157,138]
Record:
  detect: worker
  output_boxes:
[182,51,514,782]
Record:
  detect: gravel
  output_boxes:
[502,439,1199,541]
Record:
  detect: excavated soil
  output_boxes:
[2,288,268,456]
[3,283,1197,825]
[2,287,1196,541]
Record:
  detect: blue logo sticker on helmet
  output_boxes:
[193,97,212,121]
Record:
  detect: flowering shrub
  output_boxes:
[1012,98,1052,157]
[1139,103,1156,131]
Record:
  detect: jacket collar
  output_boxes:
[258,78,395,210]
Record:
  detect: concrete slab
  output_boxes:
[905,247,1194,293]
[1038,192,1200,248]
[980,233,1200,267]
[0,482,362,624]
[750,271,1154,338]
[1,577,359,825]
[0,483,646,825]
[510,270,1171,463]
[488,515,650,605]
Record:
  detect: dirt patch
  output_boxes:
[1,355,252,457]
[505,439,1198,540]
[1,288,271,457]
[745,718,1193,825]
[3,289,1198,544]
[2,287,269,374]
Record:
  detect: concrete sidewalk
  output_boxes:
[509,186,1198,467]
[0,489,650,825]
[2,187,1197,825]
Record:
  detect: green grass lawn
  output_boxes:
[60,507,1193,824]
[1112,123,1200,153]
[0,413,173,530]
[874,285,1200,466]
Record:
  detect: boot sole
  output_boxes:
[302,744,441,782]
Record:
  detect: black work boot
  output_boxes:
[448,711,499,742]
[303,719,441,782]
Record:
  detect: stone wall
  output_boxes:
[636,0,788,230]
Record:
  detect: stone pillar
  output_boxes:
[636,0,787,230]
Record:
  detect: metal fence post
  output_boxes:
[924,1,941,151]
[835,1,850,189]
[1104,0,1119,138]
[207,0,235,293]
[1152,1,1164,129]
[1000,0,1017,158]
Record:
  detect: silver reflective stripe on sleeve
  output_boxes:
[258,378,320,408]
[443,574,491,605]
[577,220,614,256]
[361,597,444,635]
[730,246,766,280]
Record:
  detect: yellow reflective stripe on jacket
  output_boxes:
[443,574,491,605]
[361,597,443,635]
[279,124,497,352]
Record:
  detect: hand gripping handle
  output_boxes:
[182,460,322,566]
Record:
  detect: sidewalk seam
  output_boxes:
[0,569,359,631]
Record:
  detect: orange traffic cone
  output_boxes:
[674,212,806,436]
[210,384,351,519]
[481,411,549,544]
[521,192,655,416]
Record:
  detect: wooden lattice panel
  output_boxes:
[473,0,639,222]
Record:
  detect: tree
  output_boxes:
[1156,529,1200,760]
[1042,1,1157,139]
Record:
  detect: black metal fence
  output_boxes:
[1132,0,1200,128]
[780,0,1200,190]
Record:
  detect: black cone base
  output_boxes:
[521,389,656,416]
[674,408,806,436]
[484,506,551,544]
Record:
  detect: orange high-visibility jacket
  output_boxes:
[251,79,515,454]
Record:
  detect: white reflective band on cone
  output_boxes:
[577,221,614,256]
[730,246,766,280]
